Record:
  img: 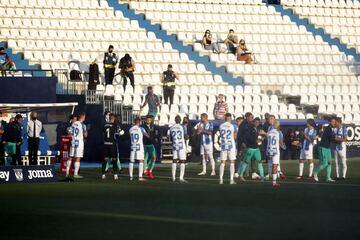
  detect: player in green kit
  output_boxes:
[313,118,336,182]
[142,115,160,179]
[238,112,265,181]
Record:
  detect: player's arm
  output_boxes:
[337,129,348,142]
[183,126,189,140]
[233,126,238,141]
[141,98,148,109]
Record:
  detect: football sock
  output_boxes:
[272,173,277,184]
[180,163,185,180]
[326,164,332,180]
[74,162,80,175]
[149,158,156,172]
[202,155,207,173]
[144,151,149,170]
[299,162,304,176]
[309,163,314,177]
[172,163,177,180]
[65,159,72,175]
[230,163,235,181]
[239,162,248,177]
[101,159,108,174]
[112,159,119,173]
[117,158,122,170]
[139,162,144,178]
[257,162,264,177]
[342,158,347,178]
[129,162,134,178]
[277,163,281,173]
[209,154,215,173]
[314,164,326,175]
[219,163,225,181]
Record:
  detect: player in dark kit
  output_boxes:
[101,114,124,180]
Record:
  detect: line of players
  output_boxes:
[65,111,348,186]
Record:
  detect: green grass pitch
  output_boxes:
[1,159,360,240]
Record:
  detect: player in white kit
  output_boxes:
[266,120,282,187]
[129,117,148,181]
[297,119,317,179]
[334,117,348,180]
[170,115,188,183]
[196,113,216,176]
[219,113,237,185]
[67,113,87,179]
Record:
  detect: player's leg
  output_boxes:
[207,146,216,175]
[65,157,72,177]
[238,148,252,180]
[198,145,207,175]
[334,150,340,179]
[129,151,135,180]
[111,157,119,180]
[101,147,109,179]
[308,159,314,178]
[172,150,178,182]
[219,160,225,184]
[73,142,84,178]
[297,159,305,179]
[138,160,145,181]
[271,155,280,187]
[179,149,187,182]
[148,145,157,179]
[254,149,264,178]
[143,145,150,175]
[340,149,347,179]
[229,150,236,184]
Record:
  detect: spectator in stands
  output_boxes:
[141,86,160,118]
[27,112,43,165]
[3,114,23,165]
[101,45,118,85]
[0,118,5,165]
[0,47,15,77]
[119,53,135,91]
[202,30,220,54]
[224,29,238,55]
[213,94,228,120]
[237,39,254,64]
[161,64,179,106]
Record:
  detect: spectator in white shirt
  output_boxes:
[27,112,42,165]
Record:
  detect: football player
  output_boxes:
[266,120,283,187]
[334,117,348,180]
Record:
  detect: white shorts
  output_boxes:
[200,144,213,155]
[70,141,84,158]
[269,154,280,165]
[300,146,313,160]
[130,150,144,162]
[173,148,187,161]
[220,150,237,161]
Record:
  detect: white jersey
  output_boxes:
[219,122,237,152]
[129,125,146,152]
[71,121,86,144]
[199,122,213,146]
[170,124,187,151]
[266,129,281,157]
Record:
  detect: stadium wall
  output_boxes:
[106,0,243,86]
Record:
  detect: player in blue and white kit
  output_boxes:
[334,118,348,180]
[219,113,237,185]
[266,120,283,187]
[196,113,216,176]
[170,115,189,182]
[67,113,87,179]
[129,117,148,181]
[297,119,317,179]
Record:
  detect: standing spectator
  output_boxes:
[3,114,23,165]
[119,53,135,91]
[224,29,238,55]
[237,39,254,64]
[141,86,160,118]
[284,129,301,160]
[0,119,5,165]
[161,64,179,106]
[0,47,15,77]
[27,112,42,165]
[101,45,118,85]
[213,94,228,120]
[202,30,220,53]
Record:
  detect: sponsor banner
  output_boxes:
[345,125,360,151]
[0,165,57,184]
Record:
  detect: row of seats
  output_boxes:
[283,0,359,8]
[0,0,109,9]
[284,84,360,95]
[300,94,360,104]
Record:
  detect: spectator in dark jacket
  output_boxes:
[3,114,23,165]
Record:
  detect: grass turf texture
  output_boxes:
[1,159,360,240]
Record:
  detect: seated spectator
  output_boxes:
[236,39,254,64]
[202,30,220,54]
[213,94,228,120]
[0,47,16,77]
[223,29,238,55]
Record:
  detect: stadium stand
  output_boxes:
[0,0,359,123]
[120,0,360,123]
